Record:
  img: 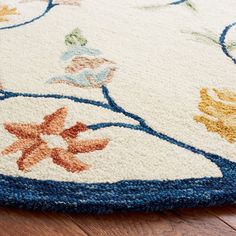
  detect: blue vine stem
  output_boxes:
[170,0,187,5]
[219,22,236,64]
[140,0,188,9]
[0,0,58,31]
[1,86,236,178]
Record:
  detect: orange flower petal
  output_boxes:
[67,138,109,154]
[4,123,41,139]
[41,107,67,135]
[1,139,38,155]
[60,122,87,139]
[17,142,50,171]
[51,148,89,173]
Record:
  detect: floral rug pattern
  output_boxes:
[0,0,235,213]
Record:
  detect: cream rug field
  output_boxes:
[0,0,235,213]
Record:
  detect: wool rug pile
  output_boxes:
[0,0,235,213]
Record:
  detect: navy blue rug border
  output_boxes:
[0,173,235,214]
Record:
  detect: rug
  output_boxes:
[0,0,235,213]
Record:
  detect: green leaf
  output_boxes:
[65,28,88,47]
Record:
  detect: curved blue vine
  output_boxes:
[219,22,236,64]
[1,86,236,179]
[141,0,188,9]
[0,0,58,31]
[170,0,187,5]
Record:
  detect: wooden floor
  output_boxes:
[0,205,236,235]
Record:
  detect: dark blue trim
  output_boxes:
[1,87,236,212]
[0,166,235,213]
[219,22,236,64]
[0,0,58,31]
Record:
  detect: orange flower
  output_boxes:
[1,108,109,172]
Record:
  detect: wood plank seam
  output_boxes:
[206,209,236,232]
[65,213,93,236]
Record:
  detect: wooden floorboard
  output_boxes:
[207,205,236,230]
[69,207,236,236]
[0,206,235,236]
[0,207,87,236]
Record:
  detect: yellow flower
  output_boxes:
[0,5,18,22]
[194,88,236,143]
